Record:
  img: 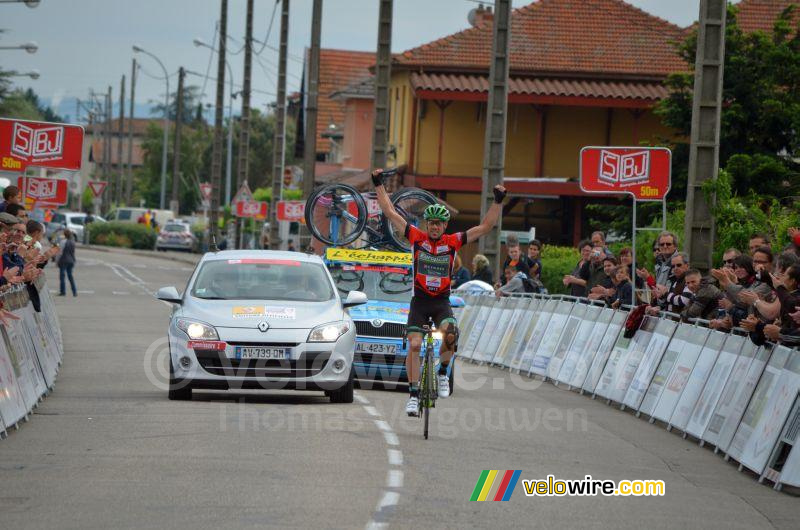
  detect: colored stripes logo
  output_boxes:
[470,470,521,501]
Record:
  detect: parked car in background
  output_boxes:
[106,207,174,227]
[46,211,106,242]
[156,222,198,252]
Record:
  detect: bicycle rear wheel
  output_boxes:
[423,344,435,440]
[305,183,367,247]
[386,188,439,251]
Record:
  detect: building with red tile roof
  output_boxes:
[735,0,799,33]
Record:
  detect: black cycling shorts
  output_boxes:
[406,295,456,333]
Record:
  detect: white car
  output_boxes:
[46,211,106,242]
[157,250,367,403]
[156,222,197,252]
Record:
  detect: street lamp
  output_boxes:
[0,41,38,53]
[0,0,41,7]
[133,44,169,210]
[193,38,235,206]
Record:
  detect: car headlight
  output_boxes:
[308,321,350,342]
[176,318,219,340]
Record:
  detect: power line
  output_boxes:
[254,0,279,56]
[200,23,219,102]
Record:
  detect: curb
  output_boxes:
[78,244,201,265]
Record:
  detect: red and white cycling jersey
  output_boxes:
[405,224,466,298]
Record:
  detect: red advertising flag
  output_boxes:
[0,118,84,172]
[235,200,269,219]
[277,200,305,222]
[17,176,69,205]
[579,147,671,201]
[88,181,108,198]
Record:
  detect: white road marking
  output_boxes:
[356,392,404,530]
[112,291,130,296]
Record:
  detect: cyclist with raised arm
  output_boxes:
[371,169,506,416]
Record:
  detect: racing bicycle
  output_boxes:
[304,166,439,252]
[404,317,438,440]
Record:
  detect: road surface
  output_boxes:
[0,248,796,529]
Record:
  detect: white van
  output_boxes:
[107,208,174,227]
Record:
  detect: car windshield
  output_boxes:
[191,258,334,302]
[164,224,186,232]
[68,216,85,225]
[328,264,412,303]
[116,210,132,221]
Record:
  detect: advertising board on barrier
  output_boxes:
[670,330,726,432]
[547,304,587,381]
[609,316,660,404]
[582,312,627,394]
[567,308,617,389]
[638,325,692,418]
[507,298,544,371]
[685,334,746,440]
[518,299,558,374]
[623,318,677,411]
[703,340,760,449]
[555,304,601,385]
[481,297,512,364]
[493,298,527,366]
[530,301,574,377]
[461,299,491,360]
[0,333,27,428]
[474,299,505,363]
[649,326,710,423]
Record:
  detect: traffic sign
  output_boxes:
[235,200,268,219]
[87,181,108,198]
[199,182,212,201]
[232,181,254,205]
[277,200,305,222]
[17,176,69,205]
[0,118,84,172]
[579,147,671,201]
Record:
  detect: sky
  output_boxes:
[0,0,722,123]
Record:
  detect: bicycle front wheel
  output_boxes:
[423,344,435,440]
[386,188,439,251]
[305,183,368,246]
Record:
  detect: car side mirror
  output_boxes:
[449,295,465,308]
[156,286,182,304]
[343,290,368,308]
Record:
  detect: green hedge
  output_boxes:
[88,222,156,250]
[541,244,580,295]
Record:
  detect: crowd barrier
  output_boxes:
[0,278,64,439]
[456,293,800,492]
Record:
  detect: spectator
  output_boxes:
[495,265,528,297]
[752,246,773,274]
[787,227,800,257]
[588,256,617,302]
[590,231,614,257]
[471,254,493,284]
[527,239,542,280]
[137,213,146,224]
[681,269,722,321]
[57,228,77,297]
[0,186,21,213]
[499,240,530,285]
[144,210,153,227]
[451,254,470,289]
[563,239,592,298]
[5,203,28,221]
[711,254,774,328]
[776,251,798,275]
[617,246,646,290]
[721,248,742,270]
[583,246,611,293]
[287,239,296,252]
[663,252,691,313]
[748,233,770,256]
[609,266,634,308]
[654,231,679,287]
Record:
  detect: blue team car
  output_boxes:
[324,248,463,393]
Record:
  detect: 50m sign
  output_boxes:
[579,147,671,201]
[0,118,84,172]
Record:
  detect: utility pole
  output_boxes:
[478,0,512,271]
[684,0,727,271]
[104,86,112,212]
[126,58,136,205]
[301,0,322,248]
[116,74,125,206]
[171,66,185,217]
[371,0,393,186]
[209,0,228,247]
[236,0,254,248]
[269,0,289,250]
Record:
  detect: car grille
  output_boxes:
[354,352,406,366]
[195,348,328,378]
[354,321,405,338]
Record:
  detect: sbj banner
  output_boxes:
[17,176,69,206]
[579,147,671,201]
[0,118,84,172]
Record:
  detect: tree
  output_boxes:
[656,4,800,198]
[150,84,203,125]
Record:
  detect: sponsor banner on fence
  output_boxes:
[639,325,692,418]
[530,300,574,377]
[670,330,726,432]
[566,308,616,389]
[582,312,627,394]
[623,318,677,410]
[547,303,587,381]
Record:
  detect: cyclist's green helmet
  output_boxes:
[423,203,450,222]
